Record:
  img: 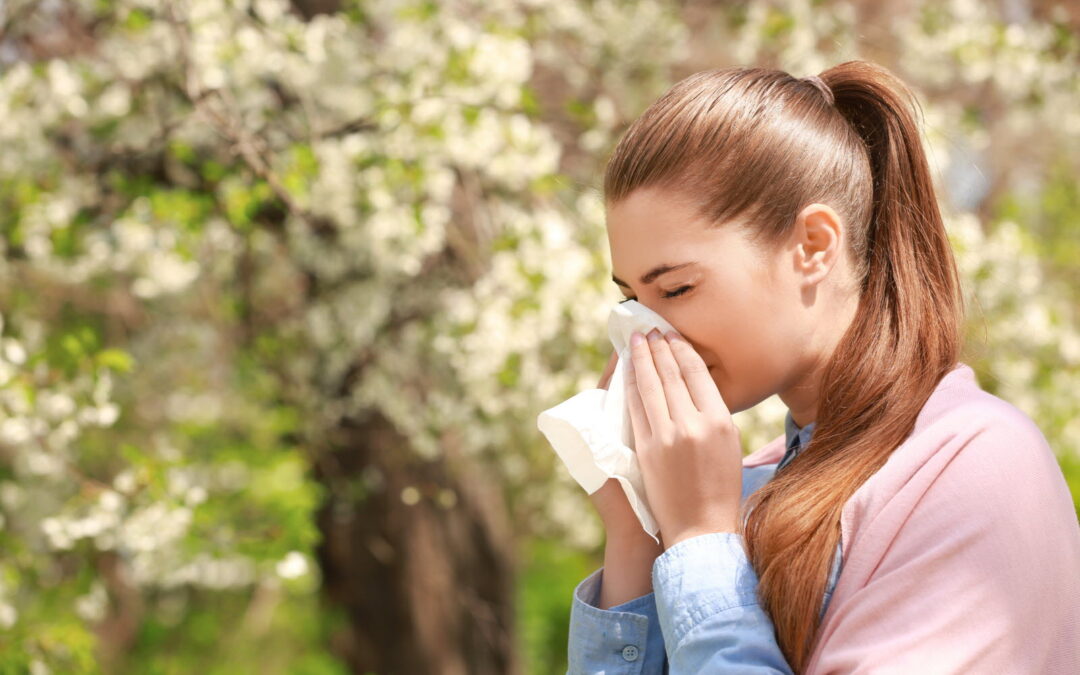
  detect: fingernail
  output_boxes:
[630,332,644,347]
[664,330,679,342]
[647,328,662,343]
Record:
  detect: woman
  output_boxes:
[565,60,1080,674]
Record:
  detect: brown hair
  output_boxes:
[603,60,964,670]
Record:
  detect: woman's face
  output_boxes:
[606,185,854,419]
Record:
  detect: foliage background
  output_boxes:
[0,0,1076,672]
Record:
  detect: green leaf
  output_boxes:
[96,348,134,373]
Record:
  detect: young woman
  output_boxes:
[566,60,1080,674]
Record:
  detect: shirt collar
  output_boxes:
[784,409,816,453]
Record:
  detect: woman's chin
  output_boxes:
[708,367,732,403]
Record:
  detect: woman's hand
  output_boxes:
[587,350,646,535]
[625,328,743,550]
[585,348,667,607]
[596,349,619,391]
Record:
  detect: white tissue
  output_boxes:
[536,300,677,544]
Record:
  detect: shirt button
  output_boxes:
[621,644,639,661]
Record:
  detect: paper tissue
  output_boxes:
[536,300,678,544]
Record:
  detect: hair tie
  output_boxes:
[802,74,834,106]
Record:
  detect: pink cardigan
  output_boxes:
[743,362,1080,672]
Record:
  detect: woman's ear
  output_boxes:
[793,203,844,286]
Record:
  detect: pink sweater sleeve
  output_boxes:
[807,400,1080,673]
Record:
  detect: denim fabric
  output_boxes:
[566,412,841,674]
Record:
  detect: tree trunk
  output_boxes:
[314,411,521,675]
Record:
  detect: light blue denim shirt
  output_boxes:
[567,412,843,674]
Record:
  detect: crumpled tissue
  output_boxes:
[536,300,677,544]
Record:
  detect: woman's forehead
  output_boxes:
[607,192,744,262]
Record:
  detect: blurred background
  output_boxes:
[0,0,1076,672]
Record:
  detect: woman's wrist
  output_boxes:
[606,525,664,557]
[597,524,665,609]
[589,478,640,530]
[603,516,654,543]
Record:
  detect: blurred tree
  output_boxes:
[0,0,686,671]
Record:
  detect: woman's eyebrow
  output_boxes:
[612,262,697,287]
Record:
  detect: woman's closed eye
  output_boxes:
[619,285,694,303]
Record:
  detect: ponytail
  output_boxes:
[741,61,964,669]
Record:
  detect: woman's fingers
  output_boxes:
[664,331,729,417]
[628,330,670,432]
[646,330,698,420]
